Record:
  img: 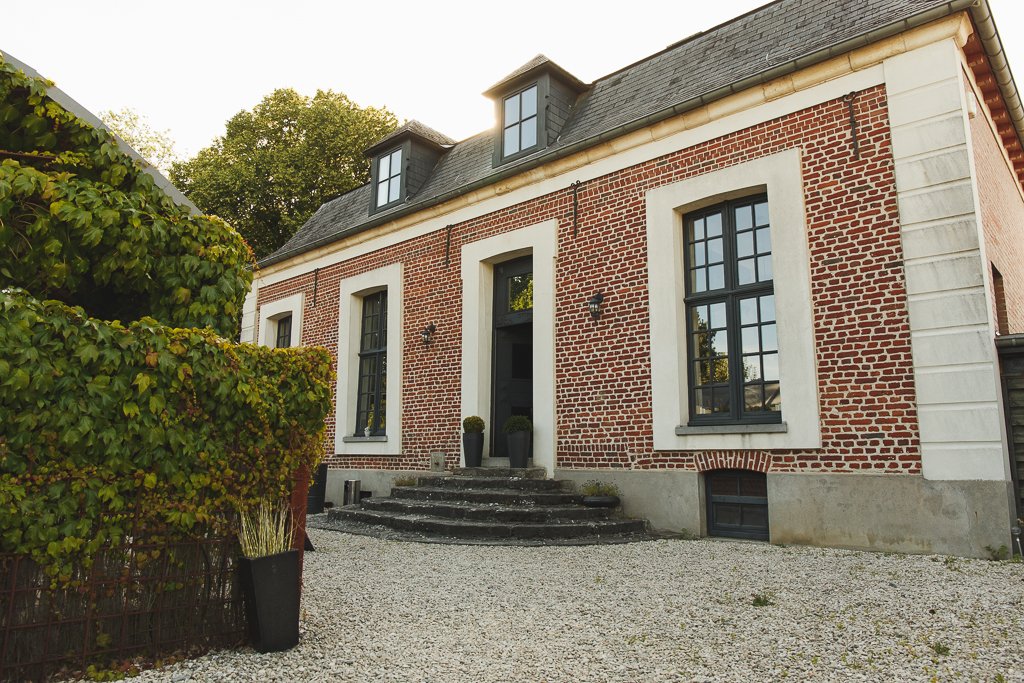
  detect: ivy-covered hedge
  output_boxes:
[0,291,333,580]
[0,53,335,585]
[0,55,252,335]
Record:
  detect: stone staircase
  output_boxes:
[323,467,651,545]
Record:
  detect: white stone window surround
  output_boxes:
[335,263,404,456]
[258,293,304,349]
[646,148,821,451]
[461,220,557,475]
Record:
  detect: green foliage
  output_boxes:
[392,476,417,487]
[100,107,180,173]
[985,544,1009,561]
[0,291,333,581]
[750,591,775,607]
[0,55,253,337]
[929,642,950,656]
[170,88,398,259]
[462,415,485,433]
[502,415,533,433]
[581,480,620,497]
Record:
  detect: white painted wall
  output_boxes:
[884,39,1009,481]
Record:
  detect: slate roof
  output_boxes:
[261,0,963,268]
[482,54,587,97]
[364,119,456,156]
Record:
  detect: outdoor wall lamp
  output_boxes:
[421,323,436,345]
[588,292,604,321]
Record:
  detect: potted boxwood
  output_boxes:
[462,416,485,468]
[581,480,621,508]
[237,498,300,653]
[503,415,532,469]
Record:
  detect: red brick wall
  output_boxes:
[258,84,922,475]
[971,100,1024,335]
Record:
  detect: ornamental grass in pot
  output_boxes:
[503,415,532,469]
[462,416,485,467]
[237,498,300,653]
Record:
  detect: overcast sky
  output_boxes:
[2,0,1023,158]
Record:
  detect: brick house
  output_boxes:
[242,0,1024,557]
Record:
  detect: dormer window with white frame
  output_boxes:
[375,147,403,208]
[502,85,538,158]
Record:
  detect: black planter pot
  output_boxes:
[463,432,484,467]
[307,463,328,514]
[507,431,531,468]
[582,495,621,508]
[239,549,300,653]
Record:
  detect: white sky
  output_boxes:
[2,0,1023,158]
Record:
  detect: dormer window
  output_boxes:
[502,85,538,158]
[376,147,403,208]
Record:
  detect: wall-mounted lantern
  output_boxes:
[421,323,436,345]
[588,292,604,321]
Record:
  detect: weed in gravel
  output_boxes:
[751,591,775,607]
[985,544,1009,561]
[929,642,951,656]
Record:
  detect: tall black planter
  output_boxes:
[239,549,300,653]
[507,431,531,468]
[463,432,484,467]
[307,463,328,514]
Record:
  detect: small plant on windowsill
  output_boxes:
[581,480,621,508]
[502,415,532,469]
[462,416,485,468]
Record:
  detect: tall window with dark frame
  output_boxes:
[502,85,538,158]
[684,196,780,423]
[376,148,402,208]
[274,314,292,349]
[355,291,387,436]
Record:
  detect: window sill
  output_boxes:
[675,422,788,436]
[341,436,388,443]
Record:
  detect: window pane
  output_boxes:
[694,361,710,385]
[521,86,537,117]
[508,273,533,311]
[756,227,771,254]
[712,387,730,412]
[693,331,708,357]
[736,231,754,258]
[377,181,389,207]
[740,298,758,325]
[388,178,401,202]
[378,155,390,178]
[764,383,781,411]
[706,212,723,237]
[737,258,755,285]
[758,255,773,282]
[708,265,725,290]
[744,385,763,412]
[692,305,709,331]
[712,357,730,382]
[711,329,728,355]
[735,205,752,230]
[390,148,402,176]
[693,217,705,241]
[754,201,769,227]
[521,117,537,149]
[275,315,292,349]
[762,353,779,381]
[710,302,726,330]
[707,238,723,263]
[760,295,776,322]
[694,388,712,415]
[692,243,706,267]
[504,93,520,126]
[761,324,777,352]
[742,356,761,381]
[504,125,520,155]
[692,268,706,293]
[742,327,760,353]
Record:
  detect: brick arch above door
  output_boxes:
[695,452,771,473]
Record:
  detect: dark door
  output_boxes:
[491,257,533,459]
[706,469,769,540]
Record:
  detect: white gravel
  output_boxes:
[108,528,1024,682]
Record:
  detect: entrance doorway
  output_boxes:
[705,469,770,540]
[491,256,533,459]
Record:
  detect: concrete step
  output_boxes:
[330,507,647,540]
[361,497,612,523]
[424,475,568,492]
[391,485,581,507]
[453,467,547,479]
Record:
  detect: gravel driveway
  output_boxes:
[123,527,1024,682]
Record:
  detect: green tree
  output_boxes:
[100,107,180,173]
[170,88,398,259]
